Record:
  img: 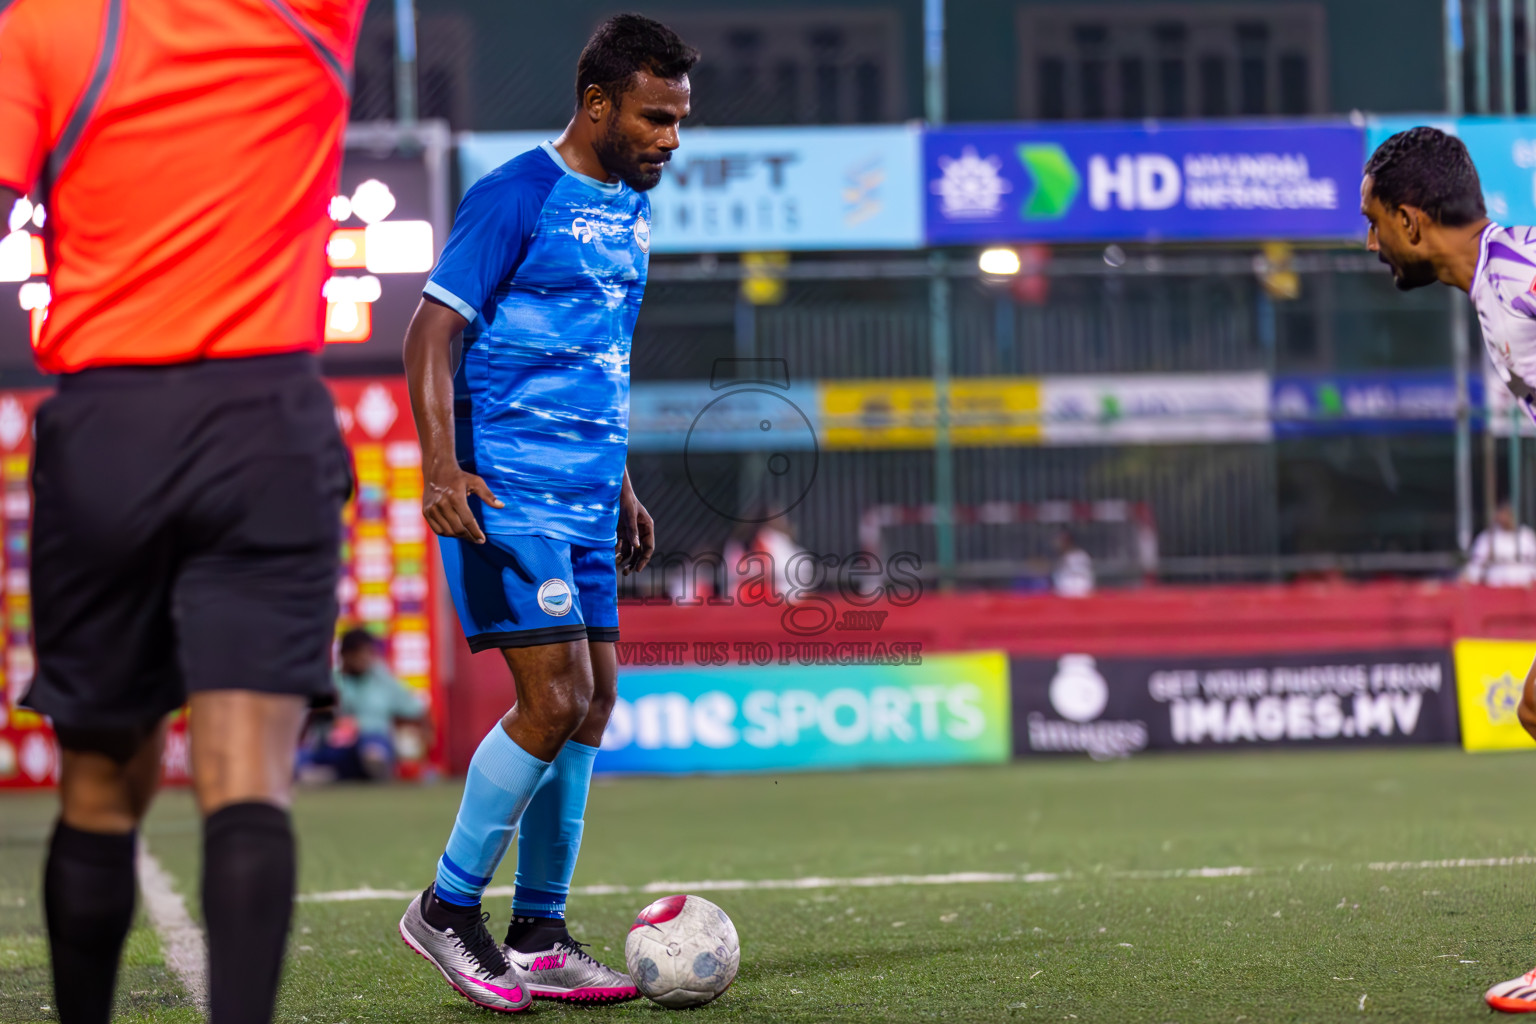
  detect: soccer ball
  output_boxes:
[624,894,740,1008]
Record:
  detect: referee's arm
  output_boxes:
[403,296,503,544]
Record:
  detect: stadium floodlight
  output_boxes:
[18,282,50,311]
[978,247,1021,276]
[328,195,353,222]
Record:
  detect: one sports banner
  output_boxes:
[1011,649,1459,759]
[925,121,1366,245]
[458,125,925,253]
[596,651,1011,774]
[1453,638,1536,752]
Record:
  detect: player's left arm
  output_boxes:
[616,467,654,576]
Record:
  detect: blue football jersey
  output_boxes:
[424,143,651,545]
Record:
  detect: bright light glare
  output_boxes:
[364,220,434,274]
[978,247,1022,276]
[350,180,396,224]
[326,235,358,261]
[7,199,31,234]
[18,282,50,311]
[0,232,31,283]
[323,275,382,303]
[328,300,360,333]
[328,195,352,221]
[31,204,44,229]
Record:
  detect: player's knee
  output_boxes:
[585,685,617,729]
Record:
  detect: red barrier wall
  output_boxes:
[444,581,1536,772]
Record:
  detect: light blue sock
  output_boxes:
[511,739,598,918]
[433,725,551,907]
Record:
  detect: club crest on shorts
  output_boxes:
[537,579,573,617]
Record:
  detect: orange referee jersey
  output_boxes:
[0,0,366,373]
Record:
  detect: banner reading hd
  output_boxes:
[457,126,923,253]
[1012,650,1457,759]
[1453,639,1536,752]
[926,121,1364,245]
[595,652,1010,774]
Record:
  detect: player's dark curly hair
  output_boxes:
[576,13,699,107]
[1364,126,1486,226]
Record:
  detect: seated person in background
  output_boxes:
[307,629,430,781]
[1464,502,1536,587]
[1052,528,1095,598]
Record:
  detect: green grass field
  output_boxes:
[5,748,1536,1023]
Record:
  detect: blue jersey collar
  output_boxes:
[539,142,625,196]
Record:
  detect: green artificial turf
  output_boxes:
[6,748,1536,1022]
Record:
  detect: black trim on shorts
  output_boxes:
[585,626,620,644]
[467,624,590,653]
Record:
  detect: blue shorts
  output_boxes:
[439,533,619,652]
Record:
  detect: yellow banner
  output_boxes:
[819,377,1042,449]
[1454,638,1536,752]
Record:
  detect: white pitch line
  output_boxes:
[136,838,208,1011]
[1367,855,1536,872]
[297,855,1536,905]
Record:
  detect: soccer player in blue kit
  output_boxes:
[396,15,696,1012]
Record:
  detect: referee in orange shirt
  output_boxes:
[0,2,367,1022]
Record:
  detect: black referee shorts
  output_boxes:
[21,352,352,731]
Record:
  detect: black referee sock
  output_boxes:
[43,821,137,1024]
[202,802,295,1024]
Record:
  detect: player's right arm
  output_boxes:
[407,167,541,543]
[403,299,502,544]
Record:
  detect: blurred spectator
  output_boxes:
[304,629,429,781]
[1052,528,1095,598]
[1464,503,1536,587]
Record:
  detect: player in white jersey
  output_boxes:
[1362,125,1536,1014]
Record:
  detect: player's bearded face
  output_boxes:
[1379,245,1438,291]
[595,113,670,192]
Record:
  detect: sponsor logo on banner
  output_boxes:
[597,652,1011,774]
[926,122,1364,244]
[458,126,923,253]
[1013,649,1458,756]
[1272,371,1481,437]
[1453,638,1536,751]
[1041,374,1272,445]
[1024,655,1149,760]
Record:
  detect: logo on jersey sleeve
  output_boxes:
[634,216,650,254]
[537,579,574,616]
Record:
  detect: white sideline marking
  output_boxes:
[1367,856,1536,872]
[298,854,1536,904]
[136,838,208,1011]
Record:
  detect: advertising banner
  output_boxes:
[596,651,1011,774]
[925,122,1365,245]
[817,378,1043,449]
[1012,649,1458,759]
[0,378,447,788]
[1272,371,1484,438]
[1453,638,1536,752]
[1366,116,1536,226]
[1040,373,1272,445]
[458,126,924,253]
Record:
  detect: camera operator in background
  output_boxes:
[305,630,430,782]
